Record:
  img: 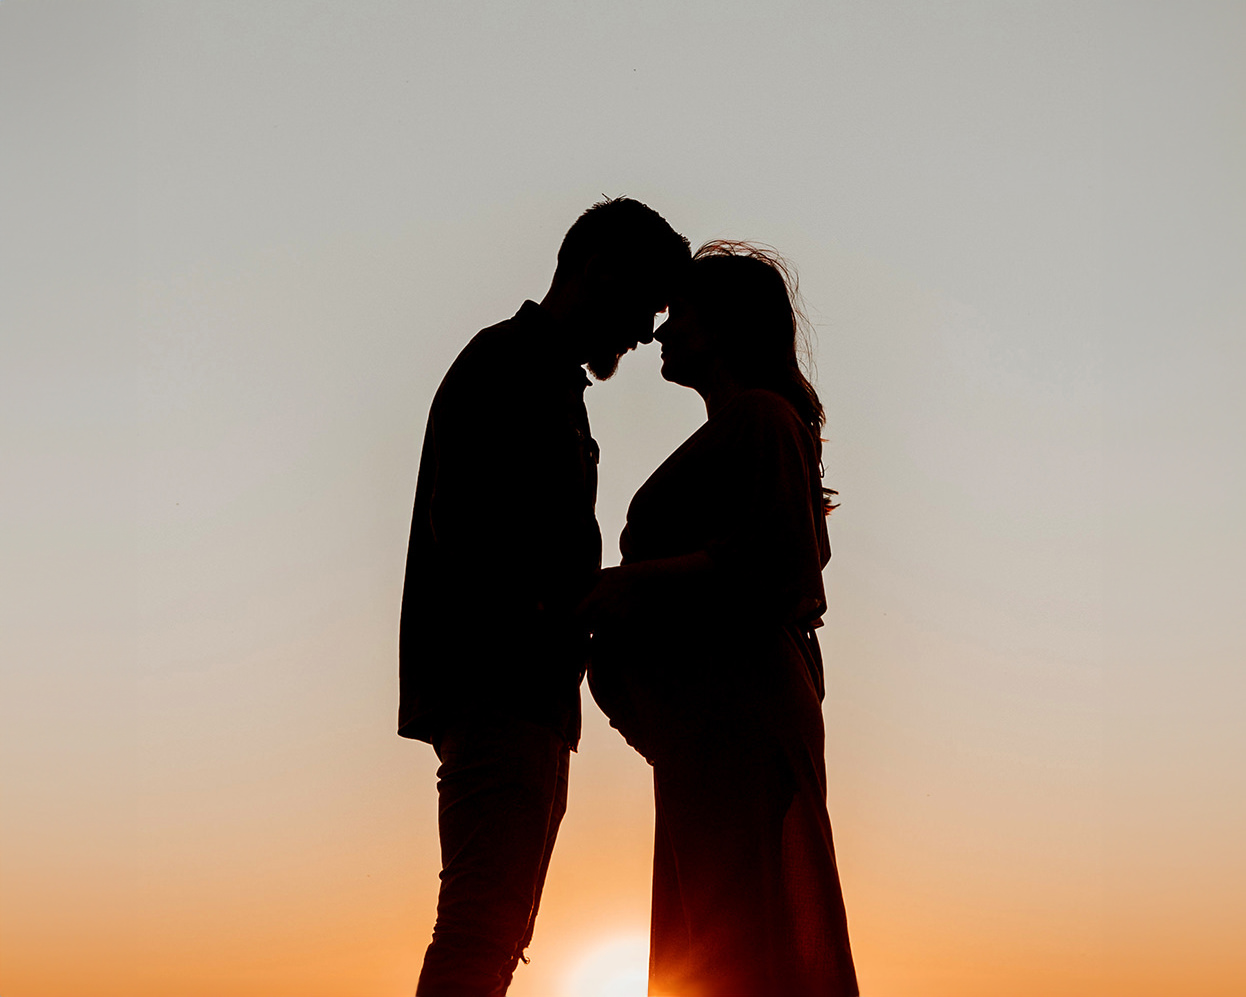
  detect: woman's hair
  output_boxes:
[687,241,837,512]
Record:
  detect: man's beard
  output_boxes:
[585,349,621,381]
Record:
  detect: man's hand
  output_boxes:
[577,553,714,633]
[576,565,641,632]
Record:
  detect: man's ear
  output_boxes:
[580,251,608,291]
[584,253,645,301]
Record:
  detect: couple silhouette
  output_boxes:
[399,198,857,997]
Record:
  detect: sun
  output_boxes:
[564,933,649,997]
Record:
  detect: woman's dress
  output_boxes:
[589,389,858,997]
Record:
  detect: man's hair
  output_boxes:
[554,197,691,289]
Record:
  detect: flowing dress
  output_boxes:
[589,389,858,997]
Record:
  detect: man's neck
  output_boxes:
[537,281,585,364]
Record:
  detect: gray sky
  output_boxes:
[2,3,1243,995]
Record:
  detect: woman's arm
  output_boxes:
[577,552,715,630]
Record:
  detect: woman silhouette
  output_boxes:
[582,243,858,997]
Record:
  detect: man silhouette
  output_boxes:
[400,198,690,996]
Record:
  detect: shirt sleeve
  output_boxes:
[705,391,829,627]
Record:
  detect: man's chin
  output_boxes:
[586,352,622,381]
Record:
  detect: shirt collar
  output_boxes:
[516,300,591,389]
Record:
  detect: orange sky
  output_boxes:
[2,3,1244,996]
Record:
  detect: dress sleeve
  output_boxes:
[417,353,510,605]
[706,392,829,627]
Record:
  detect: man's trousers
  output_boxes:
[415,716,569,997]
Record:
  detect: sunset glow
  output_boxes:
[564,935,649,997]
[3,3,1243,996]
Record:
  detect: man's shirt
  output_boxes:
[399,301,602,746]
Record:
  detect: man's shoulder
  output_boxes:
[454,315,529,373]
[433,309,533,406]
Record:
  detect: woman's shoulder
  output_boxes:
[700,390,818,468]
[720,388,808,434]
[730,387,799,411]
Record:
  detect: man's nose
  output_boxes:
[646,311,670,345]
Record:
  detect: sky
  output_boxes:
[1,2,1243,996]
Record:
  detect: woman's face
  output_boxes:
[653,294,719,388]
